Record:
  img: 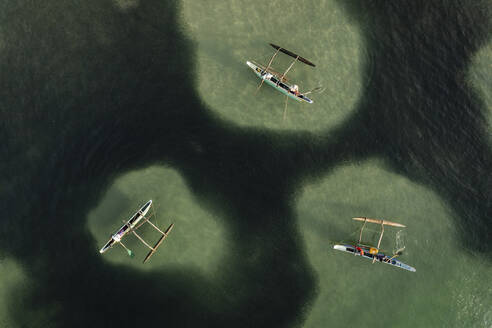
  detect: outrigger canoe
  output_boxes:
[246,60,314,104]
[247,43,318,104]
[332,217,416,272]
[99,200,153,253]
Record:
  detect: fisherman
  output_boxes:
[290,84,299,95]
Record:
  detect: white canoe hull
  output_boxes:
[333,244,416,272]
[246,61,313,104]
[99,200,153,253]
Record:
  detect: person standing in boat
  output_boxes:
[290,84,299,96]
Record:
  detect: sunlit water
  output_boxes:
[1,0,491,327]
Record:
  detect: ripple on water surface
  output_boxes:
[88,165,228,276]
[296,160,492,327]
[467,41,492,143]
[180,0,363,131]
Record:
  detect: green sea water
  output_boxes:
[87,166,228,275]
[1,0,491,327]
[84,159,492,327]
[297,159,491,327]
[180,0,363,131]
[468,42,492,144]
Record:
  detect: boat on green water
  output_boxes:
[246,43,319,104]
[333,217,416,272]
[99,200,174,263]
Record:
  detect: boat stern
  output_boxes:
[99,238,115,253]
[246,61,264,77]
[333,244,347,251]
[140,200,152,217]
[246,60,257,70]
[300,94,314,104]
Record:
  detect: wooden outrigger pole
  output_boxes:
[256,47,281,93]
[132,204,174,263]
[246,43,317,105]
[99,200,174,263]
[353,217,405,263]
[332,217,415,272]
[142,223,174,263]
[256,43,316,91]
[279,55,299,86]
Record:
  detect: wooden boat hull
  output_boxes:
[333,244,416,272]
[99,200,153,253]
[246,61,313,104]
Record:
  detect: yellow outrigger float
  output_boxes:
[333,217,416,272]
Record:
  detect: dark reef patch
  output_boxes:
[0,0,490,327]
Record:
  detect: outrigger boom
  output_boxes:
[247,61,313,104]
[333,217,416,272]
[99,200,173,263]
[247,43,319,107]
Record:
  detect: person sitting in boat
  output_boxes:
[290,84,299,95]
